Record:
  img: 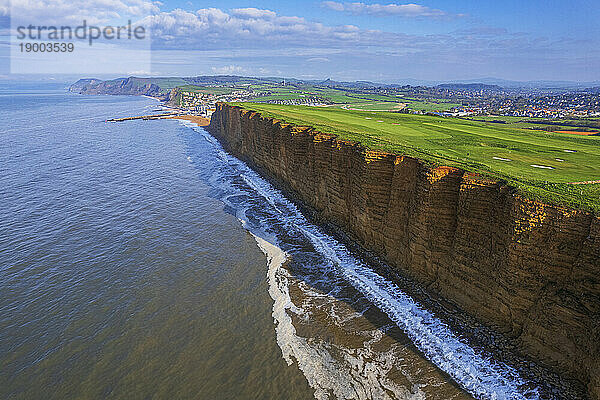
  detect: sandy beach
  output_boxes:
[164,115,210,126]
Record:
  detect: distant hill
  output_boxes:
[70,74,600,96]
[70,75,281,95]
[387,77,600,89]
[69,78,103,93]
[441,77,600,89]
[436,83,503,91]
[69,75,391,95]
[313,78,380,88]
[71,77,167,96]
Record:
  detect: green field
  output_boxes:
[405,99,461,112]
[336,102,407,111]
[177,85,237,95]
[231,103,600,212]
[463,116,600,132]
[176,82,458,112]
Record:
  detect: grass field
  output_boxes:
[231,103,600,212]
[401,98,462,112]
[465,116,600,133]
[177,85,237,95]
[179,83,458,112]
[337,102,407,111]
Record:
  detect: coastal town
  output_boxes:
[162,79,600,132]
[6,0,600,397]
[446,90,600,118]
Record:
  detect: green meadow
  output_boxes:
[465,115,600,132]
[232,103,600,212]
[176,85,237,95]
[185,83,456,112]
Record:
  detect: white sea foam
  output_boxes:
[194,126,540,400]
[178,120,198,129]
[253,234,425,400]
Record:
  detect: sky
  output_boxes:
[1,0,599,82]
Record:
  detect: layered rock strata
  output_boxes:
[208,103,600,399]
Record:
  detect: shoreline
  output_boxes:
[163,114,210,126]
[105,97,598,397]
[208,102,600,399]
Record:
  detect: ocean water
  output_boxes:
[0,84,547,399]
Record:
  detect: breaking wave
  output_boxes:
[185,123,540,400]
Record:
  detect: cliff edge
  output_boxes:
[208,103,600,399]
[69,77,162,97]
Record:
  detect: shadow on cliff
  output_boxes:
[199,112,592,399]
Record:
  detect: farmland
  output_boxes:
[231,103,600,212]
[172,80,460,112]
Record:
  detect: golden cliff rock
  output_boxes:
[208,103,600,399]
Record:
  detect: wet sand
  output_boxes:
[165,114,211,126]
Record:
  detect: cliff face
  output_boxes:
[69,77,161,96]
[208,104,600,399]
[165,87,183,108]
[69,78,102,93]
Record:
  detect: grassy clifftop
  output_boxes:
[230,102,600,212]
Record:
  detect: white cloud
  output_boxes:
[7,0,160,25]
[231,8,277,20]
[143,7,384,49]
[6,1,587,81]
[143,4,564,69]
[307,57,330,62]
[211,64,245,74]
[322,1,344,12]
[321,1,446,17]
[128,69,152,75]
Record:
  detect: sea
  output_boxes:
[0,83,551,399]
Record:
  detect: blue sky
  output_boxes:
[1,0,599,82]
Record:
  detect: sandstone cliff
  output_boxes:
[208,103,600,399]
